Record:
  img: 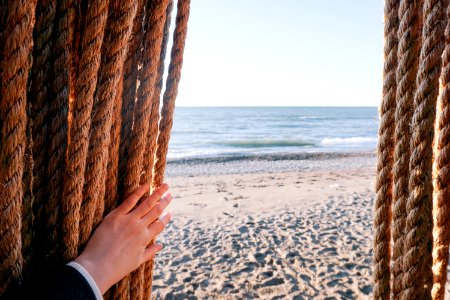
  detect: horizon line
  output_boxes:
[174,105,378,108]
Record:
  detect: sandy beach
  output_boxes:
[149,152,381,299]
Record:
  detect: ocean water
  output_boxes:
[167,106,378,159]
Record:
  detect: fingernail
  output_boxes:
[159,212,172,224]
[162,193,172,202]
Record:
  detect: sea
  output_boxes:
[167,106,379,160]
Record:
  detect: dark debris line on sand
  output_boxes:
[166,152,376,177]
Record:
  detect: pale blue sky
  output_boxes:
[174,1,384,107]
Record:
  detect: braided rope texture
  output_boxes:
[392,0,422,298]
[124,0,168,199]
[0,0,37,294]
[153,0,191,188]
[61,0,109,261]
[29,0,56,271]
[142,0,174,189]
[118,0,146,193]
[147,0,191,296]
[46,0,75,265]
[79,0,137,249]
[21,119,34,278]
[113,2,146,298]
[373,2,398,299]
[103,79,124,300]
[0,0,190,297]
[126,1,169,298]
[403,0,448,299]
[431,3,450,299]
[142,1,174,297]
[105,77,124,216]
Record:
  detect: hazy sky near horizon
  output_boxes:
[173,1,384,107]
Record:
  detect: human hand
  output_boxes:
[74,183,172,294]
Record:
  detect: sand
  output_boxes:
[151,152,377,299]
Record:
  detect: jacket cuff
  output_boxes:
[67,261,103,300]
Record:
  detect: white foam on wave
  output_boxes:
[298,116,319,119]
[321,137,377,146]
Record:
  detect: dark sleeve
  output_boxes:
[4,265,97,300]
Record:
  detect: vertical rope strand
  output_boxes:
[103,79,124,300]
[113,2,146,298]
[142,0,174,188]
[373,1,399,299]
[125,1,169,298]
[79,0,137,249]
[0,0,37,294]
[142,2,173,297]
[403,0,448,298]
[61,0,109,261]
[431,3,450,299]
[20,107,34,279]
[153,0,191,188]
[0,0,6,116]
[148,1,190,296]
[105,78,124,215]
[29,0,56,271]
[46,0,75,266]
[118,0,146,190]
[392,1,422,298]
[93,0,138,229]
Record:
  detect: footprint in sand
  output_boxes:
[187,202,207,208]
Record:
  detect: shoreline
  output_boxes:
[166,151,376,176]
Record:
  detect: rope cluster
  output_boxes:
[0,0,190,298]
[375,0,450,299]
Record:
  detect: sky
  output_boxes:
[171,1,384,107]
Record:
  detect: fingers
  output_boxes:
[142,243,164,263]
[116,184,150,214]
[141,193,172,225]
[132,183,169,218]
[148,212,172,237]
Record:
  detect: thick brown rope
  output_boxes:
[45,0,75,266]
[403,0,447,298]
[105,77,124,216]
[103,79,124,300]
[392,0,421,298]
[153,0,191,188]
[118,0,146,192]
[373,1,398,299]
[146,1,190,295]
[119,0,169,203]
[21,120,33,278]
[0,3,5,254]
[94,0,138,229]
[431,4,450,299]
[142,0,174,189]
[79,0,137,249]
[142,1,174,298]
[29,0,56,271]
[124,1,169,298]
[61,0,109,261]
[0,0,4,145]
[113,2,146,298]
[0,0,37,294]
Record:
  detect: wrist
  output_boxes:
[74,255,110,295]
